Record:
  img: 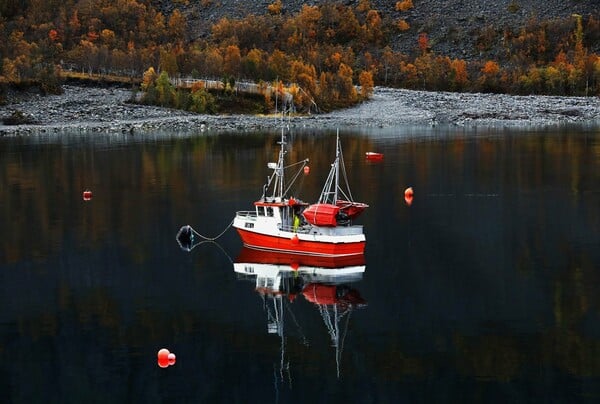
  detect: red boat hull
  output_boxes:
[236,247,365,268]
[235,228,365,257]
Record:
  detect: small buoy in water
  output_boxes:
[366,152,384,161]
[158,348,170,361]
[404,187,414,206]
[83,190,93,201]
[168,353,176,366]
[157,348,170,368]
[304,166,310,175]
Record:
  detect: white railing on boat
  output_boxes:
[236,211,257,218]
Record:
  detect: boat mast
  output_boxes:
[266,125,287,200]
[318,130,342,205]
[334,129,340,203]
[275,126,286,199]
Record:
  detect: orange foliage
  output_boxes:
[48,29,59,42]
[356,0,371,13]
[87,31,99,42]
[359,70,374,98]
[267,0,282,15]
[418,32,429,53]
[326,52,343,70]
[5,0,599,101]
[450,58,469,89]
[223,44,241,76]
[397,19,410,32]
[481,60,500,76]
[191,81,205,92]
[395,0,413,12]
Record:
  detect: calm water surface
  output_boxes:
[1,125,599,403]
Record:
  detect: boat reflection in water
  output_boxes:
[234,247,367,381]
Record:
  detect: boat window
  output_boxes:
[257,207,265,216]
[245,222,254,229]
[266,207,274,217]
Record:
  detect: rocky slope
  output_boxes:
[169,0,599,60]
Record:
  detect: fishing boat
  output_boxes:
[232,128,368,257]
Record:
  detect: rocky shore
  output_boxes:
[1,85,599,136]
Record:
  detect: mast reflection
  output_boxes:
[234,247,367,381]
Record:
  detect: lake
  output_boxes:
[1,124,599,403]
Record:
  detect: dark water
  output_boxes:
[1,125,599,403]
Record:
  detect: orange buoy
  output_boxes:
[404,187,414,206]
[304,166,310,175]
[83,190,93,201]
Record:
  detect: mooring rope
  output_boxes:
[188,220,233,241]
[175,221,235,263]
[175,220,234,252]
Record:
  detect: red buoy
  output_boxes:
[404,187,414,206]
[157,348,170,361]
[366,152,384,161]
[157,348,173,368]
[83,190,93,201]
[168,353,176,366]
[291,235,299,244]
[304,166,310,175]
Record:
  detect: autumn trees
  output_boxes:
[0,0,599,111]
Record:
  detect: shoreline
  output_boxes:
[1,85,599,136]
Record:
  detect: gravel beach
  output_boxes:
[1,85,599,136]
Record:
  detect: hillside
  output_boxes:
[1,0,599,114]
[171,0,599,59]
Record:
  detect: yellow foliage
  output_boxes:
[141,66,157,90]
[356,0,371,13]
[395,0,413,12]
[397,19,410,31]
[267,0,282,15]
[359,70,374,98]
